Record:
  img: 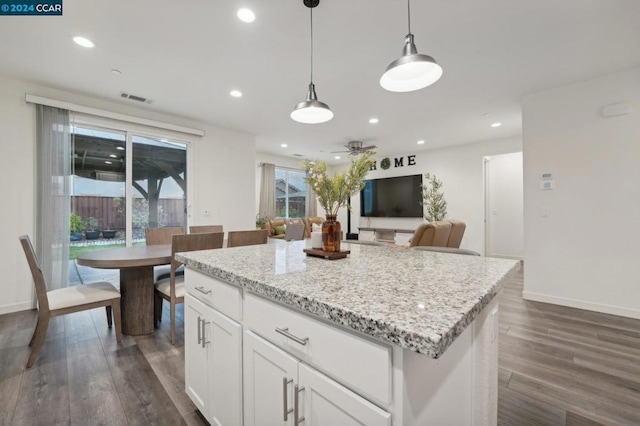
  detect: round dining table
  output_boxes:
[76,245,171,335]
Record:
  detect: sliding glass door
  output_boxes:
[69,120,189,278]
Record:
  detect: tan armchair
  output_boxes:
[446,220,466,248]
[409,221,452,248]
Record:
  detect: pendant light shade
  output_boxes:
[290,83,334,124]
[380,1,442,92]
[291,0,333,124]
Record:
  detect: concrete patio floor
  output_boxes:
[68,260,119,288]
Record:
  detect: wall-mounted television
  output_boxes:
[360,174,423,218]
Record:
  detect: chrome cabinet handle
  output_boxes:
[197,316,202,345]
[294,384,305,426]
[275,327,309,346]
[282,377,293,421]
[201,319,210,348]
[195,286,211,295]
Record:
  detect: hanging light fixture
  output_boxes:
[291,0,333,124]
[380,0,443,92]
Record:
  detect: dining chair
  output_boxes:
[189,225,223,234]
[227,229,269,248]
[19,235,122,368]
[283,223,305,241]
[154,232,224,344]
[146,226,185,282]
[408,221,452,248]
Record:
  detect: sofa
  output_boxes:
[262,216,324,239]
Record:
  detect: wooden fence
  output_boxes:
[71,196,185,229]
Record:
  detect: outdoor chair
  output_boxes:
[19,235,122,368]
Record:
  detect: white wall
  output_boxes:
[0,75,255,314]
[347,137,522,253]
[523,67,640,319]
[486,152,524,259]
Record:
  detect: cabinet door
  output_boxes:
[244,330,298,426]
[298,364,391,426]
[207,308,242,426]
[185,295,209,419]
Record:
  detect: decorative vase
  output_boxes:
[322,214,341,252]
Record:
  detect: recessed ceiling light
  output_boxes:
[73,36,95,48]
[334,156,341,159]
[491,122,502,128]
[230,90,242,98]
[109,154,117,158]
[281,143,288,148]
[369,118,379,124]
[116,146,125,150]
[105,161,112,165]
[417,140,425,145]
[237,8,255,23]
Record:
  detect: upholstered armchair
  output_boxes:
[409,221,452,248]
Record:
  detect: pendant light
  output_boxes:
[291,0,333,124]
[380,0,443,92]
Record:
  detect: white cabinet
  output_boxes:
[244,330,298,426]
[243,330,390,426]
[185,294,242,426]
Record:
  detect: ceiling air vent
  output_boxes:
[120,92,151,104]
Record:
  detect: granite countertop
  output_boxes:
[176,240,518,358]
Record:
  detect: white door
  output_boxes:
[244,331,298,426]
[208,308,243,426]
[185,295,210,418]
[298,364,391,426]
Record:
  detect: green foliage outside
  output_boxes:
[86,216,99,230]
[421,172,448,222]
[70,213,85,233]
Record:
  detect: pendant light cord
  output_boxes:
[310,7,314,84]
[407,0,411,35]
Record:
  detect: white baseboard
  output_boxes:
[522,291,640,320]
[0,301,34,315]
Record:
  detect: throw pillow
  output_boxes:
[274,225,286,235]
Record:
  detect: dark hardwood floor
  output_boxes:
[0,301,206,426]
[498,265,640,425]
[1,265,640,425]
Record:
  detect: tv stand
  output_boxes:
[358,227,415,245]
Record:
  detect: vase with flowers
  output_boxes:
[302,151,375,252]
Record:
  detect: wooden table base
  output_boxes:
[119,266,155,335]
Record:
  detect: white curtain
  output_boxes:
[305,179,317,217]
[36,105,72,290]
[259,163,276,218]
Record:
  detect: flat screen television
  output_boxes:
[360,174,423,218]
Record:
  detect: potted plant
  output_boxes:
[421,172,448,221]
[255,214,269,230]
[85,216,100,240]
[302,151,375,252]
[102,225,116,239]
[70,213,85,241]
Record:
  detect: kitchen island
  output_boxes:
[177,240,518,425]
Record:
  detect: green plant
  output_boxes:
[86,216,99,230]
[255,214,269,228]
[302,151,375,216]
[70,213,85,233]
[421,173,448,222]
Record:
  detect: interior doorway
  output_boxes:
[483,152,524,259]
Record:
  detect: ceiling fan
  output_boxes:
[331,140,377,155]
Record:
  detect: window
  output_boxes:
[275,168,307,218]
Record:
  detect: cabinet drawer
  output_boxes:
[185,268,242,321]
[244,292,392,405]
